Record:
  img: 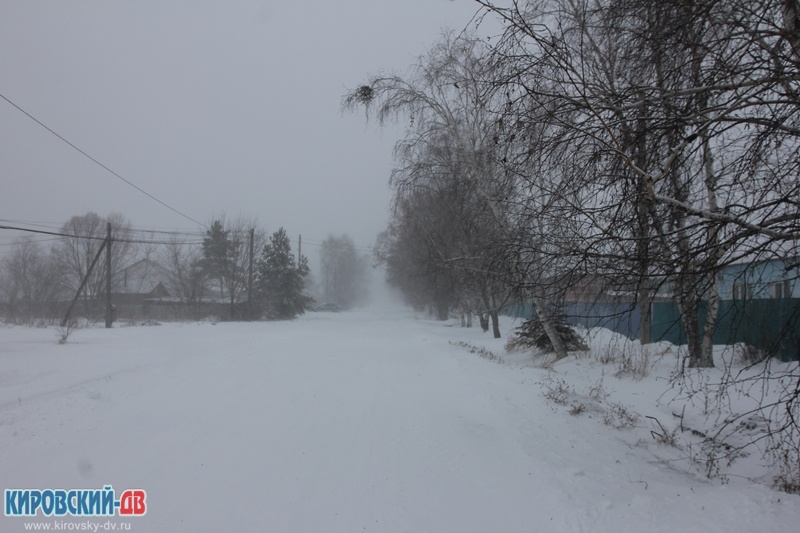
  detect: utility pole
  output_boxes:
[248,228,254,316]
[298,234,302,266]
[105,222,113,328]
[61,239,107,328]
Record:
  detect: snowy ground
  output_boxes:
[1,304,798,532]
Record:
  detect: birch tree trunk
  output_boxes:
[531,294,568,361]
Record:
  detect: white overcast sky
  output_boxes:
[0,0,494,257]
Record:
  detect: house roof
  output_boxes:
[114,258,177,296]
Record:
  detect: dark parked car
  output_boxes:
[314,302,342,312]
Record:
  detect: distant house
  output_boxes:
[113,258,178,304]
[719,258,798,301]
[108,258,232,321]
[651,258,800,361]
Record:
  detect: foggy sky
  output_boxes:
[0,0,487,258]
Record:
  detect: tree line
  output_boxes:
[345,0,799,488]
[347,0,800,366]
[0,212,371,323]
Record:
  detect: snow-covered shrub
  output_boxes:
[569,402,588,416]
[732,343,767,366]
[774,448,800,494]
[587,373,610,402]
[450,341,504,364]
[602,402,640,430]
[540,376,574,406]
[646,416,679,447]
[592,331,663,380]
[615,346,652,380]
[506,315,588,354]
[55,321,79,345]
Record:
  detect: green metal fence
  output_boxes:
[651,298,800,362]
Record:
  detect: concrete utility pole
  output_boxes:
[248,228,254,315]
[62,234,107,328]
[105,222,113,328]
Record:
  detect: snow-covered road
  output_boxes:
[1,307,798,532]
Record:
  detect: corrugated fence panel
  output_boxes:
[651,299,800,361]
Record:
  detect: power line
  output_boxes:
[126,227,206,237]
[126,228,206,238]
[0,219,375,253]
[0,224,103,241]
[302,239,374,254]
[0,219,207,242]
[0,92,207,229]
[0,219,205,238]
[0,218,205,246]
[0,224,203,246]
[0,237,61,247]
[0,219,64,230]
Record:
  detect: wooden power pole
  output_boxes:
[61,232,108,328]
[248,228,254,315]
[105,222,113,328]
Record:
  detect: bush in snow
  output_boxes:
[602,402,640,430]
[732,343,768,366]
[450,341,504,363]
[539,376,574,406]
[55,320,80,345]
[506,315,588,354]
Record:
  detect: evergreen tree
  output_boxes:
[255,228,313,320]
[201,220,232,299]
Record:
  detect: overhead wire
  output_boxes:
[0,220,203,238]
[0,237,61,247]
[0,92,207,229]
[0,224,203,246]
[301,239,374,254]
[1,220,375,255]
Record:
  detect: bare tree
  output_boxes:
[476,0,800,365]
[319,234,371,309]
[476,0,800,490]
[345,33,541,339]
[160,238,207,306]
[52,212,134,321]
[375,218,458,319]
[392,126,514,335]
[0,238,65,324]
